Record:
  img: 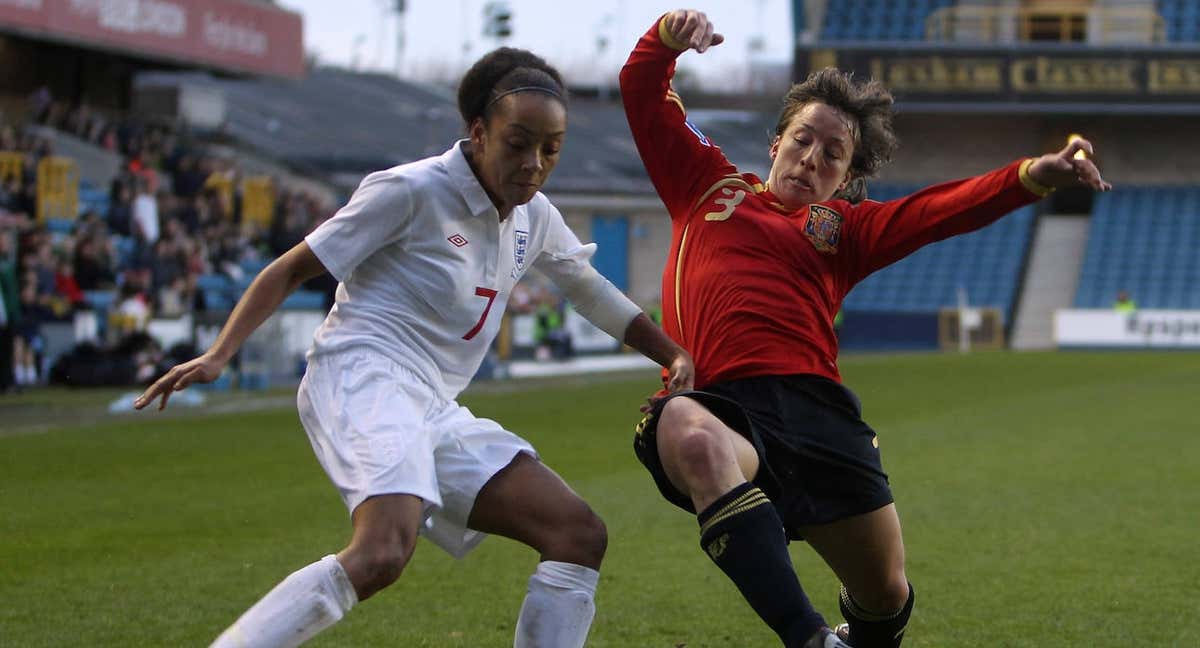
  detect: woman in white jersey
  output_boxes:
[135,48,694,648]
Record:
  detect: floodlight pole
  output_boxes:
[957,285,970,354]
[460,0,473,74]
[394,0,406,77]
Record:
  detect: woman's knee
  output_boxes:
[540,503,607,568]
[658,402,733,479]
[851,570,911,614]
[341,497,423,598]
[341,536,416,599]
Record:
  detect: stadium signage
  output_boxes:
[1148,60,1200,93]
[1055,309,1200,349]
[72,0,186,38]
[799,47,1200,107]
[0,0,303,78]
[1008,57,1138,93]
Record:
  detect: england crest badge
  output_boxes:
[512,229,530,277]
[804,204,842,254]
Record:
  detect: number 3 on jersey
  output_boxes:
[705,187,746,222]
[463,287,499,340]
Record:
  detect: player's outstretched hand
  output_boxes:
[134,352,225,411]
[1028,136,1112,192]
[662,9,725,53]
[665,350,695,394]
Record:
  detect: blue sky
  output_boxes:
[276,1,793,87]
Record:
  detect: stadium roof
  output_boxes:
[0,0,304,79]
[137,67,779,196]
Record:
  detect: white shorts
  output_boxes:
[296,348,536,558]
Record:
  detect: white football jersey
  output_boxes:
[305,141,632,399]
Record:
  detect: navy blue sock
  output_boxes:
[698,483,825,648]
[838,582,915,648]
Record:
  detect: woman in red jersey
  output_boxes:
[622,10,1110,648]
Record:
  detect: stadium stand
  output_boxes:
[139,68,667,196]
[195,273,235,312]
[0,103,341,386]
[843,183,1037,322]
[1074,186,1200,309]
[78,181,110,217]
[821,0,957,41]
[6,0,1200,389]
[1160,0,1200,42]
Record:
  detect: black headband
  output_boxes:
[486,85,563,108]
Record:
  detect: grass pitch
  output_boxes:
[2,351,1198,647]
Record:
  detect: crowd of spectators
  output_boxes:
[3,91,599,393]
[0,108,334,393]
[28,86,173,161]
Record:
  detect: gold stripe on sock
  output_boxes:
[709,489,763,521]
[840,586,905,623]
[700,489,769,537]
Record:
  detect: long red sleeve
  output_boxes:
[842,162,1041,284]
[620,20,737,220]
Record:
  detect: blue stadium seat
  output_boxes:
[821,0,955,41]
[204,293,235,312]
[843,184,1036,323]
[1160,0,1200,41]
[78,182,110,218]
[83,289,117,314]
[232,274,255,298]
[197,273,235,313]
[113,235,136,267]
[45,218,75,234]
[196,273,231,293]
[1074,186,1200,308]
[240,258,270,277]
[280,289,326,311]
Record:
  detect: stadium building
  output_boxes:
[0,0,303,112]
[791,0,1200,352]
[2,0,1198,392]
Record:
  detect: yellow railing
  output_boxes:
[36,156,79,222]
[926,6,1166,44]
[0,151,23,186]
[204,172,235,220]
[204,173,277,227]
[241,176,276,227]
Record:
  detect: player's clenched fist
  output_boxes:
[661,9,725,53]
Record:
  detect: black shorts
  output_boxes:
[633,374,894,541]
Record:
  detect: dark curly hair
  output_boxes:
[457,47,567,128]
[774,68,898,200]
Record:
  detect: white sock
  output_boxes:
[211,555,358,648]
[513,560,599,648]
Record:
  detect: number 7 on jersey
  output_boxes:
[463,287,499,340]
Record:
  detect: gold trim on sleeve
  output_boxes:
[658,15,690,51]
[665,88,686,114]
[1018,158,1055,197]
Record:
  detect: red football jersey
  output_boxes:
[621,19,1048,388]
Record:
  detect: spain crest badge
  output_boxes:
[804,204,843,254]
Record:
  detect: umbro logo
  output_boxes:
[447,234,468,247]
[705,533,730,560]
